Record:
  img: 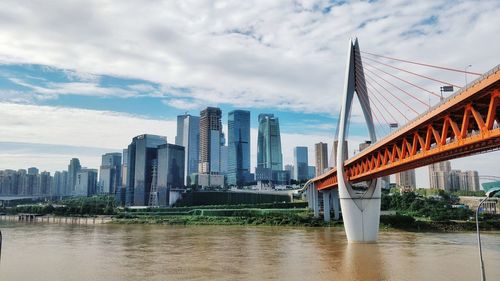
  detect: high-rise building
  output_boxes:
[227,110,251,186]
[99,152,122,195]
[126,134,167,206]
[175,114,200,185]
[157,144,185,206]
[17,169,28,195]
[199,107,223,175]
[429,161,452,190]
[67,158,81,195]
[460,170,480,191]
[315,142,328,176]
[25,167,40,195]
[118,148,128,204]
[330,140,348,168]
[257,114,283,172]
[293,146,309,181]
[25,168,39,196]
[74,168,98,196]
[0,170,16,195]
[39,171,52,195]
[220,146,228,174]
[308,166,316,179]
[284,164,294,180]
[395,170,416,189]
[449,170,461,191]
[53,171,67,196]
[27,167,39,175]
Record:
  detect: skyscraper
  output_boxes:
[257,114,283,171]
[126,134,167,206]
[315,142,328,176]
[199,107,223,175]
[118,148,128,204]
[157,143,185,206]
[460,170,480,191]
[284,164,294,180]
[227,110,251,186]
[0,170,17,195]
[429,161,452,190]
[330,140,348,168]
[395,170,416,189]
[308,166,316,179]
[293,146,309,181]
[175,114,200,185]
[17,169,28,195]
[26,167,39,195]
[74,168,98,196]
[67,158,81,195]
[39,171,52,195]
[53,171,67,196]
[99,152,122,195]
[450,170,461,191]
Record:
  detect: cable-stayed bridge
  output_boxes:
[305,38,500,242]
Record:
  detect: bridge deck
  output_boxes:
[313,64,500,190]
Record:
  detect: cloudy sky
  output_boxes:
[0,0,499,187]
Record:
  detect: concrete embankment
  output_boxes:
[0,214,112,224]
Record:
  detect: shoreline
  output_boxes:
[2,213,499,233]
[0,214,112,224]
[110,214,500,232]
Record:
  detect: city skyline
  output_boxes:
[1,1,500,188]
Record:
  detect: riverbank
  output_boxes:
[112,211,330,227]
[3,210,499,232]
[0,214,112,224]
[110,212,500,232]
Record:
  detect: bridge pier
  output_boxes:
[321,189,341,222]
[307,186,313,209]
[306,184,321,218]
[322,190,331,222]
[312,186,320,218]
[331,189,340,220]
[339,180,381,243]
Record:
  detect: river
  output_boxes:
[0,222,499,281]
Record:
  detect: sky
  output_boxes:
[0,0,499,188]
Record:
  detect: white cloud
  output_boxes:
[0,102,177,150]
[8,78,139,98]
[163,98,204,111]
[0,0,497,115]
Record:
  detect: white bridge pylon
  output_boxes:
[336,38,381,243]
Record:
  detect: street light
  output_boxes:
[465,64,472,88]
[476,186,500,281]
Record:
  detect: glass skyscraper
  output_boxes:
[67,158,81,195]
[157,143,185,206]
[99,152,122,195]
[126,134,167,206]
[227,110,251,186]
[293,146,308,181]
[257,114,283,172]
[175,114,200,185]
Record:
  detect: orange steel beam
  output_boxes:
[313,65,500,190]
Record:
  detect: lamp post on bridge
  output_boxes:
[476,186,500,281]
[465,64,472,88]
